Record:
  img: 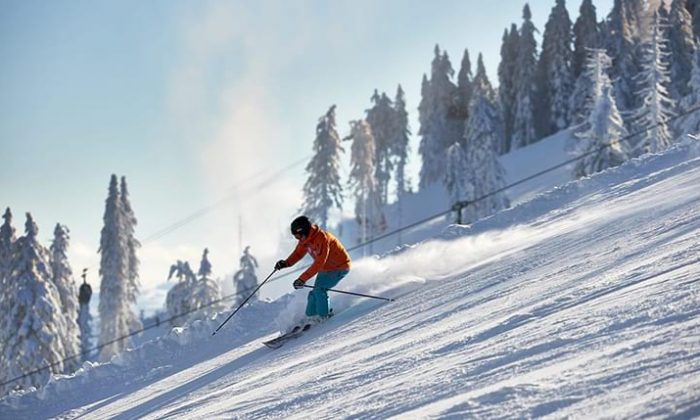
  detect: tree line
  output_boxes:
[299,0,700,235]
[0,174,264,395]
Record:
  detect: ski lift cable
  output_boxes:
[77,156,310,275]
[143,155,310,243]
[5,104,700,390]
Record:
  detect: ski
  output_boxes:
[262,324,312,349]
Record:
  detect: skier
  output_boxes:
[275,216,351,323]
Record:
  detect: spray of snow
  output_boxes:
[273,216,593,333]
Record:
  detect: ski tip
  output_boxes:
[263,342,282,349]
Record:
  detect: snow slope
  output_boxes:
[2,141,700,418]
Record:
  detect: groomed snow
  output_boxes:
[2,141,700,418]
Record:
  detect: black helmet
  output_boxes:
[291,216,312,237]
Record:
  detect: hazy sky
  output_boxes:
[1,0,615,313]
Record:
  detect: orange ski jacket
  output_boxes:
[285,224,351,282]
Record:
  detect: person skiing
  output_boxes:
[275,215,351,322]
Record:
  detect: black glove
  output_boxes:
[275,260,287,270]
[293,279,305,289]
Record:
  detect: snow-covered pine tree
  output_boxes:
[573,0,600,80]
[687,0,700,40]
[49,223,80,373]
[393,84,411,200]
[98,175,138,361]
[0,207,16,389]
[0,208,15,312]
[604,0,645,120]
[464,68,509,222]
[418,45,460,187]
[233,246,259,304]
[366,90,396,205]
[393,84,411,243]
[166,260,196,326]
[512,4,539,149]
[348,119,385,248]
[2,214,67,395]
[455,48,473,132]
[569,59,596,128]
[191,248,221,319]
[166,252,221,326]
[498,24,520,153]
[574,49,631,178]
[572,48,610,135]
[536,0,574,137]
[0,207,14,296]
[666,0,696,100]
[631,11,676,155]
[473,54,496,103]
[198,248,212,279]
[444,142,471,223]
[300,105,344,229]
[678,48,700,135]
[119,176,141,335]
[417,74,435,184]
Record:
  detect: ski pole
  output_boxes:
[212,269,277,335]
[302,285,394,302]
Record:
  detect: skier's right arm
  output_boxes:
[279,243,305,269]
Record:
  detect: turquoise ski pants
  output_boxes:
[306,269,349,317]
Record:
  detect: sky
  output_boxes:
[1,0,615,314]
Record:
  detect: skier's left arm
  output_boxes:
[299,236,330,282]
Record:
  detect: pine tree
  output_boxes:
[631,11,676,155]
[455,48,474,131]
[0,208,15,311]
[366,90,396,205]
[98,175,138,361]
[166,261,196,326]
[573,0,600,80]
[569,63,597,127]
[464,72,509,222]
[512,4,539,149]
[418,45,460,187]
[348,119,385,247]
[49,223,81,373]
[233,246,259,303]
[473,54,496,103]
[571,48,608,131]
[166,254,221,326]
[0,207,16,389]
[667,0,696,100]
[198,248,212,278]
[687,0,700,39]
[301,105,344,229]
[119,177,141,329]
[604,0,645,119]
[678,48,700,135]
[393,85,411,200]
[418,73,435,182]
[498,24,520,153]
[191,249,221,318]
[0,207,14,293]
[2,214,67,394]
[574,49,631,178]
[537,0,574,137]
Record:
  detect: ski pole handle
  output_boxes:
[302,285,394,302]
